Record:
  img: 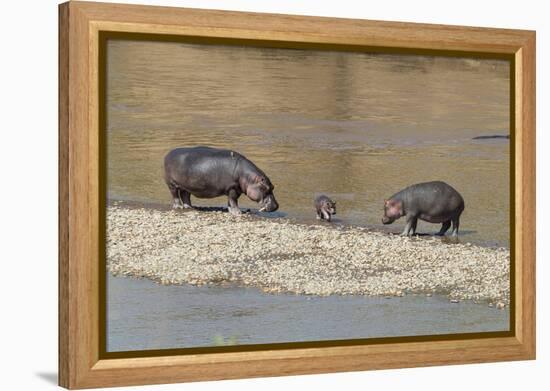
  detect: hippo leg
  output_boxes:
[167,183,184,209]
[316,211,322,220]
[227,189,242,215]
[411,218,418,235]
[178,189,193,209]
[451,216,460,236]
[321,209,331,222]
[437,220,451,236]
[401,215,417,236]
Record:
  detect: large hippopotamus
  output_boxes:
[164,146,279,215]
[382,181,464,237]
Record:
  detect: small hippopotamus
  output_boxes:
[164,146,279,215]
[314,195,336,222]
[382,181,464,237]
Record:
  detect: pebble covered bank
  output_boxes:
[107,204,510,306]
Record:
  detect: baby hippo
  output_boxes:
[315,195,336,222]
[382,181,464,237]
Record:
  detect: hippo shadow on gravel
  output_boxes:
[176,205,287,218]
[313,216,345,226]
[387,229,477,242]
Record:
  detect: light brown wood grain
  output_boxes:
[515,35,536,352]
[59,1,536,389]
[58,3,70,387]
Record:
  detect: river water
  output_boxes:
[107,40,510,247]
[107,274,508,352]
[105,40,511,352]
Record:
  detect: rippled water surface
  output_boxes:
[107,40,510,247]
[107,274,509,352]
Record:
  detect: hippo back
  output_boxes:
[394,181,464,215]
[164,146,243,197]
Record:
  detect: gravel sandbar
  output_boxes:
[107,205,510,305]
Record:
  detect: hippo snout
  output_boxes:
[262,195,279,212]
[265,203,278,212]
[382,216,392,225]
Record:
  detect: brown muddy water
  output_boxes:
[106,40,510,247]
[105,40,511,351]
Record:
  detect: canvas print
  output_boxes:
[105,39,511,352]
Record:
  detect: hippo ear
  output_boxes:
[384,199,390,206]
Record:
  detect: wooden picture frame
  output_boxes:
[59,1,536,389]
